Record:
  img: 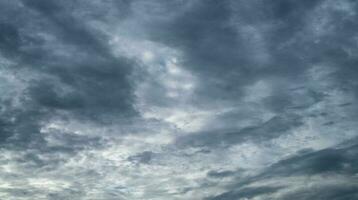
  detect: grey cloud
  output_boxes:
[0,107,47,147]
[176,113,302,148]
[263,141,358,177]
[0,0,137,148]
[206,186,282,200]
[0,23,22,58]
[138,0,358,117]
[1,0,358,199]
[20,0,111,57]
[207,170,236,179]
[205,139,358,199]
[127,151,156,165]
[266,140,358,177]
[4,0,135,117]
[281,185,358,200]
[141,0,318,103]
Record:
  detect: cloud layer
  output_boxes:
[0,0,358,199]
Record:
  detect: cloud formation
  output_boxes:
[0,0,358,199]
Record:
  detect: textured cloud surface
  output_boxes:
[1,0,358,199]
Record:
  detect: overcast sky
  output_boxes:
[1,0,358,199]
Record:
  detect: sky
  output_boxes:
[0,0,358,199]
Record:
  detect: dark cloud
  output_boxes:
[176,113,303,148]
[206,186,282,200]
[141,0,323,106]
[263,141,358,177]
[207,170,236,179]
[0,0,137,148]
[140,0,358,117]
[281,185,358,200]
[0,23,22,58]
[127,151,156,165]
[0,0,358,199]
[205,139,358,199]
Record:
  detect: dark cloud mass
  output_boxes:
[0,0,358,199]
